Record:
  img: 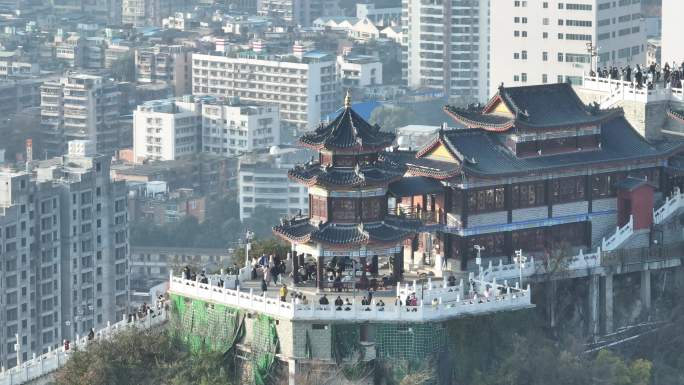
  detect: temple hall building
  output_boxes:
[392,83,683,271]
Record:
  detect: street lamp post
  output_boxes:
[245,230,254,267]
[586,42,598,75]
[473,245,485,280]
[513,249,527,289]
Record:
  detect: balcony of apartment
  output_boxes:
[64,126,87,137]
[64,113,87,122]
[63,95,88,104]
[41,108,62,117]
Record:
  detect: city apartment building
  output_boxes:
[54,33,85,68]
[133,95,280,161]
[0,141,129,368]
[49,0,121,22]
[40,74,122,158]
[402,0,489,103]
[662,0,683,65]
[201,98,280,157]
[258,0,341,27]
[357,2,401,26]
[35,141,129,342]
[337,55,382,88]
[0,57,39,79]
[238,146,310,221]
[132,95,205,162]
[130,245,233,290]
[192,50,338,134]
[0,78,43,117]
[122,0,186,27]
[0,172,62,368]
[135,45,192,96]
[491,0,646,90]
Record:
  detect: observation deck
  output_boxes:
[167,272,533,323]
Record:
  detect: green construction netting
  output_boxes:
[330,324,360,362]
[375,322,446,362]
[169,294,245,354]
[304,330,312,359]
[252,314,279,385]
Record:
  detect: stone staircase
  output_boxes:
[483,189,684,282]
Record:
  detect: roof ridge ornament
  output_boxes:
[355,162,365,180]
[344,89,352,108]
[357,222,369,238]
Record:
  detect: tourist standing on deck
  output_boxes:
[279,285,288,302]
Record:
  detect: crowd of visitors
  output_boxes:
[181,266,210,284]
[252,254,287,294]
[592,62,684,90]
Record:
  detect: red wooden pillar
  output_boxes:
[317,255,324,290]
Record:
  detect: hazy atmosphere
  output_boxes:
[0,0,683,384]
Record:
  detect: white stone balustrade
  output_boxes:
[481,189,684,282]
[0,309,168,385]
[581,75,684,106]
[396,278,464,303]
[654,188,684,225]
[602,215,634,251]
[483,249,602,282]
[168,273,532,323]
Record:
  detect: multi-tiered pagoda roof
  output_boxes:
[273,217,419,249]
[273,92,418,249]
[299,103,395,152]
[288,157,405,188]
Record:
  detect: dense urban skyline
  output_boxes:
[0,1,683,385]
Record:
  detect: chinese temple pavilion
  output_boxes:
[387,83,684,270]
[276,83,684,286]
[273,91,420,290]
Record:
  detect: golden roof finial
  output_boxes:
[344,89,352,108]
